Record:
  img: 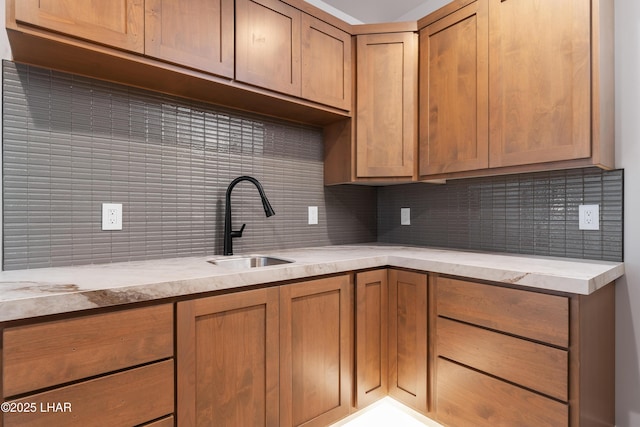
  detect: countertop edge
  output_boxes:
[0,246,625,323]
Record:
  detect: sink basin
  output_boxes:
[210,255,293,269]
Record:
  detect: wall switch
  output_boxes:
[102,203,123,231]
[579,204,599,230]
[401,207,411,226]
[308,206,318,225]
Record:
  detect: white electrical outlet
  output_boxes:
[308,206,318,225]
[102,203,123,231]
[579,204,599,231]
[401,207,411,226]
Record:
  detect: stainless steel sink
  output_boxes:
[209,255,293,269]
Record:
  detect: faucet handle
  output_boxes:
[230,223,246,238]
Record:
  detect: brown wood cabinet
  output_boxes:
[14,0,144,53]
[236,0,302,96]
[324,23,419,185]
[145,0,235,78]
[280,275,353,427]
[388,269,428,414]
[432,275,615,427]
[418,0,614,180]
[236,0,352,109]
[356,31,418,180]
[177,287,280,427]
[419,0,488,176]
[301,14,352,110]
[355,269,388,408]
[1,305,175,426]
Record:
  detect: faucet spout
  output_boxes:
[223,176,275,256]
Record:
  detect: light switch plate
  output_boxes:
[102,203,123,231]
[401,207,410,226]
[308,206,318,225]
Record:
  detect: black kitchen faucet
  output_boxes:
[223,176,275,256]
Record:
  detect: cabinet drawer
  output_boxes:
[3,304,174,397]
[436,277,568,347]
[437,318,568,401]
[3,359,174,427]
[436,358,568,427]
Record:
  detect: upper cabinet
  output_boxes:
[419,0,488,176]
[356,31,418,180]
[6,0,352,126]
[324,24,418,185]
[14,0,144,53]
[236,0,302,96]
[488,0,592,168]
[236,0,352,109]
[418,0,614,180]
[301,14,352,111]
[145,0,235,78]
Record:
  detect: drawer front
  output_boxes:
[436,358,568,427]
[3,359,174,427]
[436,277,569,347]
[437,318,568,401]
[3,304,174,397]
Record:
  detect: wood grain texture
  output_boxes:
[280,275,352,427]
[388,269,428,414]
[3,304,173,397]
[145,0,234,77]
[236,0,302,96]
[14,0,144,53]
[176,288,279,427]
[437,317,568,401]
[488,0,591,168]
[436,358,568,427]
[356,32,418,180]
[2,360,174,427]
[569,284,615,427]
[355,270,388,408]
[436,277,569,347]
[419,0,488,176]
[301,14,352,110]
[140,416,174,427]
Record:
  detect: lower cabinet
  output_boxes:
[177,274,353,427]
[176,287,280,426]
[388,269,429,414]
[1,304,175,427]
[355,269,389,408]
[432,275,615,427]
[280,275,353,427]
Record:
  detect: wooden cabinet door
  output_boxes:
[356,32,418,180]
[301,14,352,110]
[419,0,489,176]
[280,275,352,427]
[236,0,301,96]
[488,0,591,167]
[388,269,428,414]
[355,269,388,408]
[14,0,144,53]
[177,288,280,427]
[145,0,234,78]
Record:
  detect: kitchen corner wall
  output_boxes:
[378,168,624,262]
[1,61,377,270]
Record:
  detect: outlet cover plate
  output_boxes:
[579,204,599,231]
[102,203,123,231]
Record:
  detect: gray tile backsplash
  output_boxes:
[378,168,623,262]
[2,61,377,270]
[2,61,624,269]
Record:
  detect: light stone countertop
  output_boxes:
[0,244,625,323]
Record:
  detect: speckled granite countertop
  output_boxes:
[0,245,625,323]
